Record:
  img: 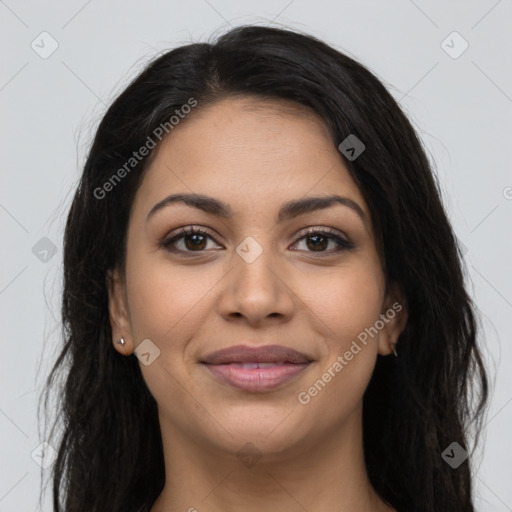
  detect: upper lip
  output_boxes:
[201,344,313,365]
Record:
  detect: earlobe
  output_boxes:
[106,268,134,354]
[377,285,408,357]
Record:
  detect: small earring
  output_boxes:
[116,337,125,347]
[390,342,398,357]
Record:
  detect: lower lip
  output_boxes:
[203,363,310,392]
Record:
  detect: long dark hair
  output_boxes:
[41,25,489,512]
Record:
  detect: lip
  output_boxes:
[202,344,313,365]
[201,344,314,392]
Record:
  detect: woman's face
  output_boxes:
[109,96,405,458]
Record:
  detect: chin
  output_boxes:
[212,411,308,455]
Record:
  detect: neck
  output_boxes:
[151,402,395,512]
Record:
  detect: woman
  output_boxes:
[42,25,489,511]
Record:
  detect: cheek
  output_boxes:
[125,249,220,344]
[302,262,384,344]
[295,268,383,424]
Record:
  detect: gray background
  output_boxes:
[1,1,511,510]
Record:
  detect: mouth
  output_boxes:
[201,344,314,392]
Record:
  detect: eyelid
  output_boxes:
[290,227,354,254]
[161,226,221,253]
[294,225,349,242]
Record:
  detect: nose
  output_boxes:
[217,244,295,327]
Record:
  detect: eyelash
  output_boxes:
[160,226,355,257]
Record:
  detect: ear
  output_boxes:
[106,267,134,355]
[377,281,408,356]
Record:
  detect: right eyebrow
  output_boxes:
[146,193,232,223]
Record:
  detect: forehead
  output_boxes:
[133,96,369,220]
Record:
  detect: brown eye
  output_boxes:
[183,233,207,251]
[161,227,221,254]
[292,228,354,255]
[305,234,329,251]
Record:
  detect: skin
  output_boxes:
[108,96,407,512]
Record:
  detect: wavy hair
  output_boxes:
[41,25,489,512]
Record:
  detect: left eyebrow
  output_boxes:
[146,193,367,226]
[277,194,366,225]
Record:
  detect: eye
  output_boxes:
[160,227,221,254]
[291,227,354,255]
[160,226,354,257]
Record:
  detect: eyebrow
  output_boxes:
[146,193,367,226]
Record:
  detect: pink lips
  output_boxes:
[201,344,313,392]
